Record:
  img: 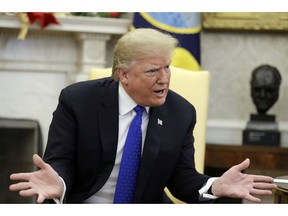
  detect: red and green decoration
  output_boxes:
[26,12,60,29]
[71,12,122,18]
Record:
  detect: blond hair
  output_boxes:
[112,28,178,80]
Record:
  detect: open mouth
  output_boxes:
[154,89,166,96]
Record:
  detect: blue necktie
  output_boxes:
[113,105,145,203]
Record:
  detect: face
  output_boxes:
[118,55,171,107]
[251,70,279,114]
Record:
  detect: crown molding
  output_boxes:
[0,14,132,35]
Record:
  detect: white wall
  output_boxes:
[1,13,287,148]
[201,30,288,146]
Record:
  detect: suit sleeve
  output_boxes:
[43,87,77,193]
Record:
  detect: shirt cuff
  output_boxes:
[198,177,219,200]
[53,177,66,204]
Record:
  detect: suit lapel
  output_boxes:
[99,83,119,166]
[135,105,167,200]
[90,79,119,195]
[92,82,119,191]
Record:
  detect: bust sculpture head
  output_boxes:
[250,64,282,114]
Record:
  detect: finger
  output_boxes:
[10,172,32,181]
[252,175,275,183]
[9,182,31,191]
[16,187,45,203]
[244,194,261,203]
[19,188,37,197]
[32,154,47,170]
[250,188,273,196]
[234,158,250,171]
[253,182,277,190]
[37,194,46,203]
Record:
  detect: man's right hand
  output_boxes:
[9,154,64,203]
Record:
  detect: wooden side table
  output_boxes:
[274,176,288,203]
[205,144,288,171]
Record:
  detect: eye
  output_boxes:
[145,68,158,77]
[164,65,170,73]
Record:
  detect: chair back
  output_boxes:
[169,66,210,173]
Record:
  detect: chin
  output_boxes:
[150,99,166,107]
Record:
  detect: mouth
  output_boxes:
[153,88,166,97]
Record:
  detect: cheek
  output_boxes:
[137,82,153,95]
[127,78,147,92]
[134,77,154,88]
[135,83,156,100]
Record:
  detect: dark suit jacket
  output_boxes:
[43,77,210,203]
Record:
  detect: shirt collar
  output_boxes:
[119,82,149,116]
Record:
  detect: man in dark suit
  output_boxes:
[9,28,277,204]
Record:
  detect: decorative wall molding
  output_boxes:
[0,14,132,35]
[0,14,132,81]
[0,28,73,38]
[203,12,288,31]
[0,14,132,145]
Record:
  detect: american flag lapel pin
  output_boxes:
[157,118,163,126]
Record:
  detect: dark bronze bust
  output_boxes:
[243,64,282,146]
[250,64,282,114]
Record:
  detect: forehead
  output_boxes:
[253,70,275,86]
[133,56,171,67]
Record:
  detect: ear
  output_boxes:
[117,68,129,85]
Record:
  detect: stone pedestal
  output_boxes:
[243,114,280,146]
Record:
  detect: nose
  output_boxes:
[259,88,266,97]
[156,68,170,84]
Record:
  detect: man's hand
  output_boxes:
[211,158,277,203]
[9,154,64,203]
